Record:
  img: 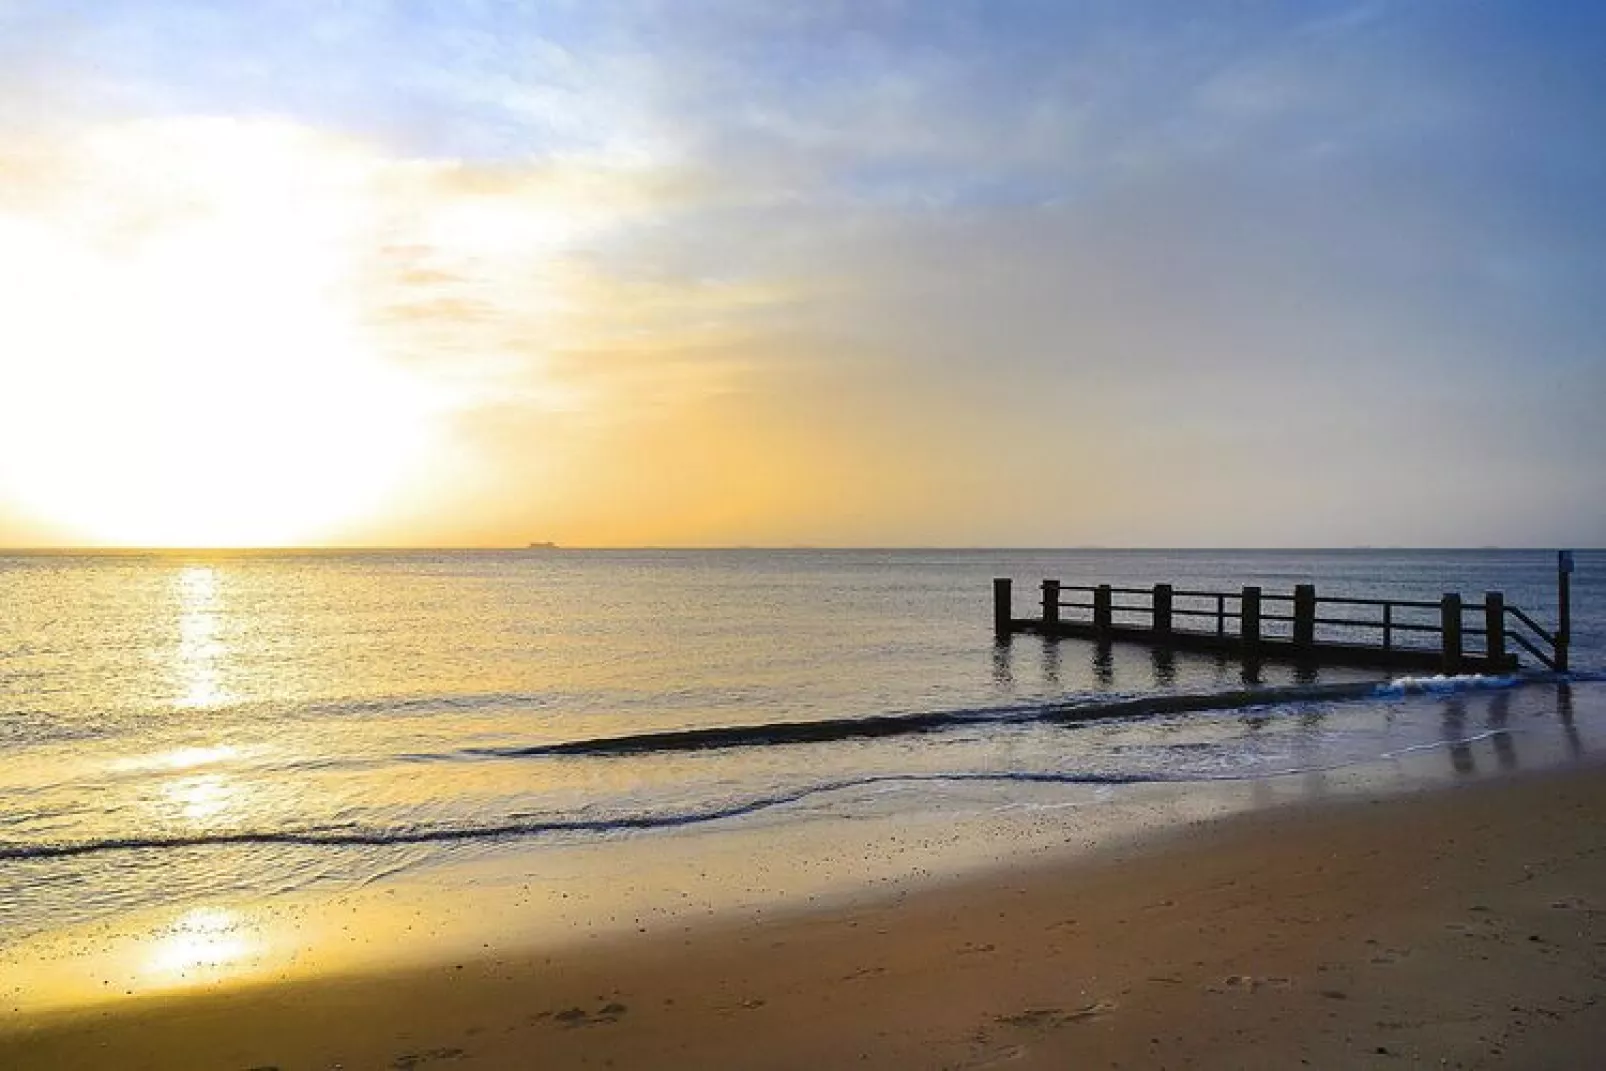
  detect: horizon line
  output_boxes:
[0,545,1593,554]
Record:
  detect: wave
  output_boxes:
[0,673,1565,864]
[457,674,1535,759]
[0,771,1187,861]
[0,725,1536,865]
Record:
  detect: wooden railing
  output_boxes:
[994,579,1567,672]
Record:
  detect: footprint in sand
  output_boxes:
[390,1047,467,1070]
[550,1001,629,1028]
[843,965,887,981]
[1213,975,1293,994]
[715,997,767,1015]
[995,1000,1115,1030]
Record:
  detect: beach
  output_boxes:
[1,550,1601,1068]
[6,760,1604,1069]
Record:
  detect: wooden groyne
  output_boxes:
[994,561,1572,675]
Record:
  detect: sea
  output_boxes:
[1,549,1602,978]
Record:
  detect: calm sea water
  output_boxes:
[1,549,1600,942]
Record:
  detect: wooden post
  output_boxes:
[1484,591,1506,669]
[1383,603,1393,652]
[1215,593,1225,635]
[1094,584,1112,635]
[1152,583,1172,637]
[1441,593,1463,674]
[1041,579,1060,629]
[993,578,1012,639]
[1293,584,1316,649]
[1241,586,1261,652]
[1557,550,1572,672]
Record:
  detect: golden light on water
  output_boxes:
[161,773,236,823]
[174,566,229,708]
[150,744,241,771]
[111,744,240,777]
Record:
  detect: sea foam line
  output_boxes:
[0,736,1523,864]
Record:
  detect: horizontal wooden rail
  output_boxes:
[1319,595,1441,610]
[1380,622,1443,635]
[1313,616,1439,633]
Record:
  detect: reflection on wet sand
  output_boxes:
[1558,682,1583,758]
[146,907,255,980]
[1488,691,1519,772]
[1443,696,1476,775]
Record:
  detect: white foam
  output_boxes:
[1374,673,1520,696]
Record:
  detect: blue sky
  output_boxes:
[0,1,1603,545]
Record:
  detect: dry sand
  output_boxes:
[5,764,1605,1070]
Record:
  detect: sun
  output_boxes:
[0,119,436,546]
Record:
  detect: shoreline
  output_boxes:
[6,760,1605,1069]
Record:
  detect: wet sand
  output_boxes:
[5,762,1605,1070]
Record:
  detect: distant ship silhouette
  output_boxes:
[526,541,561,549]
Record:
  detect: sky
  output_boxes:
[0,0,1602,548]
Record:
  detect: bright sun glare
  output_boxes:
[0,119,435,546]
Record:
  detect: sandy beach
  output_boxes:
[4,761,1603,1070]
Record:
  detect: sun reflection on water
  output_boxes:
[158,744,240,770]
[173,565,230,708]
[114,743,241,774]
[162,772,236,822]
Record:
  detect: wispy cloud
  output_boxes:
[0,1,1602,545]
